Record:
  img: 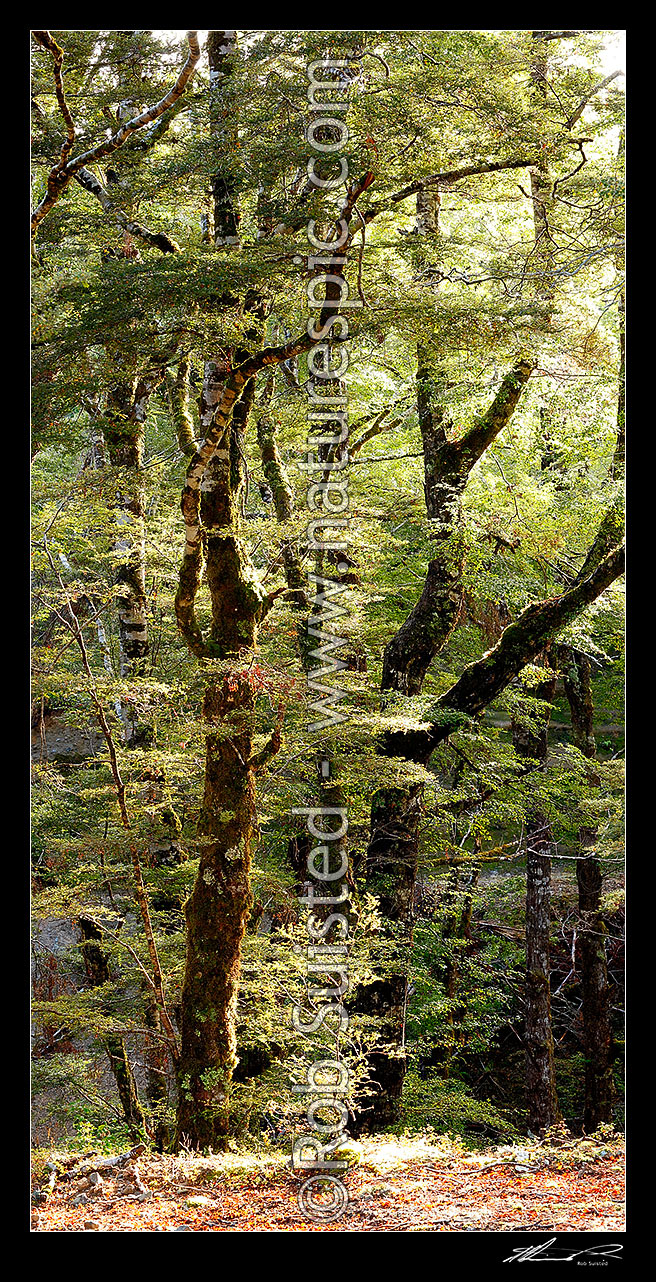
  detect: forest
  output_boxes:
[30,28,625,1235]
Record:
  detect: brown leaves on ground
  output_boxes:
[32,1132,625,1233]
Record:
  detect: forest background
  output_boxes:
[29,27,626,1221]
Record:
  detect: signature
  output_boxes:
[504,1238,623,1263]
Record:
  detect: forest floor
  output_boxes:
[32,1130,625,1232]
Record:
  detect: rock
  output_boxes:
[71,1193,89,1206]
[84,1220,100,1231]
[356,1182,394,1201]
[330,1141,363,1168]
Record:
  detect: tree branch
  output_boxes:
[384,541,625,764]
[364,157,531,223]
[74,167,181,253]
[33,31,76,167]
[31,31,200,237]
[248,706,286,772]
[458,357,535,464]
[565,70,623,131]
[43,539,181,1062]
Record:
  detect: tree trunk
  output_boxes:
[430,859,480,1075]
[383,539,625,766]
[512,672,561,1132]
[351,784,422,1134]
[175,669,257,1150]
[576,850,615,1132]
[256,405,306,605]
[354,181,532,1128]
[354,187,532,1129]
[553,256,623,1130]
[174,366,269,1148]
[102,377,153,745]
[557,645,616,1131]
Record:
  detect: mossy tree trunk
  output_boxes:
[383,540,625,767]
[552,275,623,1131]
[364,536,623,1133]
[381,356,533,696]
[175,667,259,1149]
[174,364,272,1150]
[256,405,306,605]
[174,34,279,1147]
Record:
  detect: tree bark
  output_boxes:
[173,44,279,1143]
[256,406,306,605]
[102,379,152,680]
[175,669,258,1150]
[381,356,533,695]
[174,370,271,1149]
